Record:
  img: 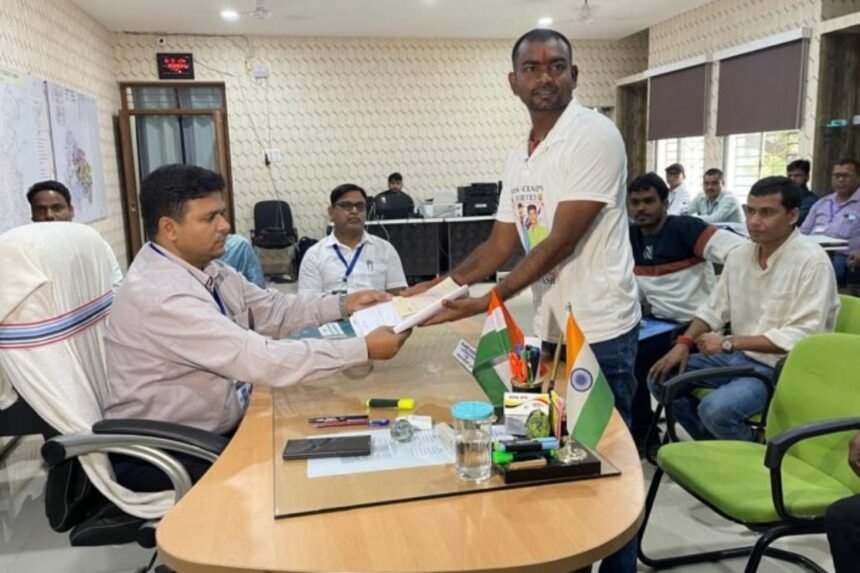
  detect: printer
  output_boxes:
[457,182,500,216]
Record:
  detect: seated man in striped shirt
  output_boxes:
[627,172,744,451]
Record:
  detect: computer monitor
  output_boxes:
[372,192,415,220]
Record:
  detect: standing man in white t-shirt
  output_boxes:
[413,28,640,571]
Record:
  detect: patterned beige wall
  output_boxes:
[113,33,647,239]
[646,0,822,174]
[1,0,127,265]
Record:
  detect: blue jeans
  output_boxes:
[648,351,773,441]
[591,326,638,430]
[592,326,638,573]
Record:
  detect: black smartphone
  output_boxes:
[282,435,372,460]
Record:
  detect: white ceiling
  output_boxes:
[72,0,712,41]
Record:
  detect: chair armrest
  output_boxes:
[661,366,773,442]
[764,417,860,522]
[93,419,227,455]
[765,417,860,469]
[661,366,771,403]
[41,432,222,466]
[40,435,198,502]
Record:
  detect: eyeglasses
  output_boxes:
[334,201,367,213]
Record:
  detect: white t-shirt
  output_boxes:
[695,229,840,367]
[298,231,407,294]
[667,184,691,216]
[496,99,640,344]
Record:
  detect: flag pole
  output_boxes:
[547,303,572,392]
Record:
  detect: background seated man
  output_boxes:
[220,233,265,287]
[627,172,744,451]
[664,163,691,216]
[105,164,410,491]
[373,172,415,216]
[800,158,860,286]
[650,176,840,442]
[786,158,818,226]
[26,179,123,288]
[299,183,407,295]
[689,168,745,224]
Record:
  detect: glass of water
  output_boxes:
[451,401,495,483]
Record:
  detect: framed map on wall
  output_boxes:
[0,67,54,233]
[46,82,107,224]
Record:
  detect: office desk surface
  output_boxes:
[157,323,644,573]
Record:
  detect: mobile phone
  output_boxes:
[282,435,372,460]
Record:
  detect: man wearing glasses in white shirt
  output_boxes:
[299,183,408,295]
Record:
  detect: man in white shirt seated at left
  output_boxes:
[26,179,123,289]
[299,183,408,295]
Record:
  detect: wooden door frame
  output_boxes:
[116,82,234,261]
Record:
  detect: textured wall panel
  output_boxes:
[113,33,647,238]
[647,0,822,174]
[0,0,126,265]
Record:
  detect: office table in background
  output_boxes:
[362,216,526,280]
[156,321,645,573]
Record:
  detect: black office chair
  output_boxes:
[0,223,226,569]
[372,192,415,220]
[251,200,298,249]
[250,200,299,282]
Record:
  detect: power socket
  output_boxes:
[265,148,282,164]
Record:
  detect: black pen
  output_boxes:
[307,414,369,424]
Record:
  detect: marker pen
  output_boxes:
[366,398,415,409]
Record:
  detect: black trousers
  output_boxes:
[110,427,235,492]
[826,494,860,573]
[631,334,675,447]
[111,451,214,492]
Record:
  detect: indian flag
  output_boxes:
[471,291,524,409]
[565,311,614,448]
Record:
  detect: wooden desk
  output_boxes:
[157,323,644,573]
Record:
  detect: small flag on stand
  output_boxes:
[565,311,614,448]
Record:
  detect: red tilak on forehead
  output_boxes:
[540,47,550,66]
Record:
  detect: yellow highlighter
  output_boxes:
[366,398,415,409]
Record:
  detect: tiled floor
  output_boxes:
[0,282,836,572]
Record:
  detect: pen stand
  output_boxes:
[510,379,543,394]
[496,442,602,485]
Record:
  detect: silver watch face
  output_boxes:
[721,338,732,352]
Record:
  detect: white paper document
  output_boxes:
[349,278,469,336]
[306,429,455,478]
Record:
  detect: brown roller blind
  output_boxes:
[716,40,806,136]
[647,64,708,140]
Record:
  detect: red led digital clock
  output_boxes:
[156,53,195,80]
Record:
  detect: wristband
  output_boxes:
[675,335,695,350]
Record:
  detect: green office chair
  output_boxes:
[638,333,860,572]
[647,295,860,455]
[835,294,860,334]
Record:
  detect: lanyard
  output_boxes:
[706,198,717,216]
[149,244,227,316]
[333,244,365,284]
[828,199,849,223]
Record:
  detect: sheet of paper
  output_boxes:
[349,278,469,336]
[306,429,455,478]
[391,277,463,316]
[349,301,402,337]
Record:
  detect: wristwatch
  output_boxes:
[338,292,349,319]
[720,336,735,354]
